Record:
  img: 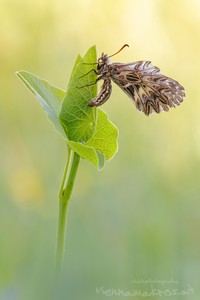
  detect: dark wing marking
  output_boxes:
[110,61,185,115]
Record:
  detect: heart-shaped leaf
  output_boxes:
[16,46,119,169]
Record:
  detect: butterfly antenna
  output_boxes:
[108,44,129,58]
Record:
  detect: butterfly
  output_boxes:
[80,44,185,116]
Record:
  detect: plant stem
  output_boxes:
[56,148,80,271]
[59,147,72,200]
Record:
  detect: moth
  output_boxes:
[80,44,185,116]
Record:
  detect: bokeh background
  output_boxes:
[1,0,200,299]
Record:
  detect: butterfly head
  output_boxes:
[97,54,111,71]
[97,44,129,73]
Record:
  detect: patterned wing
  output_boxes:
[110,61,185,116]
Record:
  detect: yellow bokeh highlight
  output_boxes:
[1,0,200,296]
[8,166,44,206]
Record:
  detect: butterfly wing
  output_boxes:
[110,61,185,115]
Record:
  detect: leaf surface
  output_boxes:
[16,46,119,169]
[16,71,66,138]
[59,46,97,142]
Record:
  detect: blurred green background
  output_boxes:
[1,0,200,299]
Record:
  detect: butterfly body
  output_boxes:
[88,45,185,116]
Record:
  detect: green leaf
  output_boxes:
[66,141,106,170]
[59,45,97,143]
[87,109,119,160]
[66,109,118,169]
[16,46,119,169]
[16,71,67,139]
[67,141,99,167]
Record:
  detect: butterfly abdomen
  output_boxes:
[88,78,112,107]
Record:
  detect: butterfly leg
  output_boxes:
[76,75,103,88]
[88,79,112,107]
[78,68,98,79]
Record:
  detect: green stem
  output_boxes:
[56,149,80,271]
[59,147,72,200]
